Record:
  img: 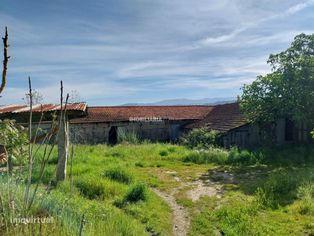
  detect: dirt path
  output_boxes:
[186,179,222,202]
[151,188,190,236]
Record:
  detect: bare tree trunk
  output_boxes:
[1,27,9,96]
[56,81,70,182]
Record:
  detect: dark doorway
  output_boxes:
[109,126,118,145]
[285,118,294,141]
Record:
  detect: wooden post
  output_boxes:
[56,114,69,181]
[56,81,70,182]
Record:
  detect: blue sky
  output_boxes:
[0,0,314,105]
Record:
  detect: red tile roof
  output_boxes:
[70,105,214,123]
[185,103,247,132]
[0,103,87,114]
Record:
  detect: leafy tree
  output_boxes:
[240,33,314,126]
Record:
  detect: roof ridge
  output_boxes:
[88,105,214,108]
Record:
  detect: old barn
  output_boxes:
[69,105,213,144]
[0,102,312,148]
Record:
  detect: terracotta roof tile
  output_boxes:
[71,105,213,123]
[185,103,247,132]
[0,103,87,114]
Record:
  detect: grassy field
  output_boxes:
[1,143,314,235]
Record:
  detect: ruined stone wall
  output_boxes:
[69,120,189,144]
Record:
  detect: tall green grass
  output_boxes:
[103,167,133,184]
[255,168,314,209]
[117,129,141,144]
[191,172,314,236]
[183,145,314,166]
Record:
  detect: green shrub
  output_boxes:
[159,150,168,156]
[227,147,260,165]
[181,128,220,148]
[297,183,314,215]
[75,176,119,200]
[124,183,148,203]
[103,167,133,184]
[184,148,228,164]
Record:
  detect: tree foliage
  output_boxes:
[0,119,28,165]
[240,33,314,125]
[181,128,220,148]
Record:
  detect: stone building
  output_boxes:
[69,106,213,144]
[0,102,312,148]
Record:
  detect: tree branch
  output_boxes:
[1,27,9,96]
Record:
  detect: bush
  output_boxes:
[75,176,118,200]
[115,183,148,208]
[159,150,168,156]
[103,167,133,184]
[297,183,314,215]
[124,183,148,203]
[181,128,220,148]
[227,147,260,165]
[184,148,228,164]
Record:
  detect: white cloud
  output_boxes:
[1,0,314,105]
[199,0,314,46]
